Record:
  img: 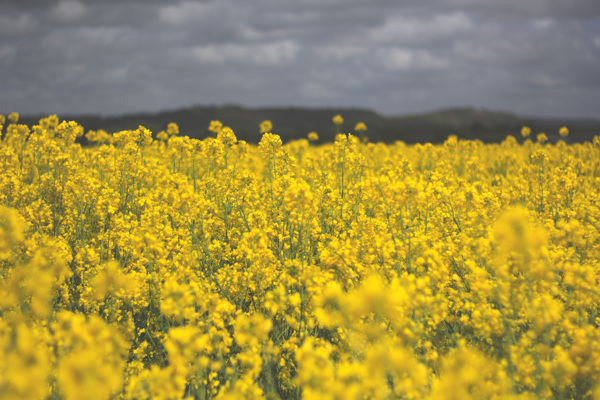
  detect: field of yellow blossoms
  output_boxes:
[1,111,600,399]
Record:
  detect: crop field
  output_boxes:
[1,112,600,399]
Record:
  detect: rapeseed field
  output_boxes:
[1,112,600,399]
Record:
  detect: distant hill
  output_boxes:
[16,105,600,144]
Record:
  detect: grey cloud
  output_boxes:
[0,11,37,37]
[0,45,17,65]
[47,0,88,24]
[157,1,214,26]
[434,0,600,19]
[0,0,599,118]
[188,41,300,66]
[368,12,474,44]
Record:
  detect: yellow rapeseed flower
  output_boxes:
[8,112,19,123]
[354,122,367,132]
[166,122,179,137]
[260,120,273,134]
[0,112,599,400]
[537,132,548,143]
[208,120,223,134]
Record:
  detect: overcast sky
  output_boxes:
[1,0,600,118]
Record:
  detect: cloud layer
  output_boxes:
[1,0,599,118]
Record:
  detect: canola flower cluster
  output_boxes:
[1,111,600,399]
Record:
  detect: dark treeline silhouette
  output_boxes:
[14,105,600,144]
